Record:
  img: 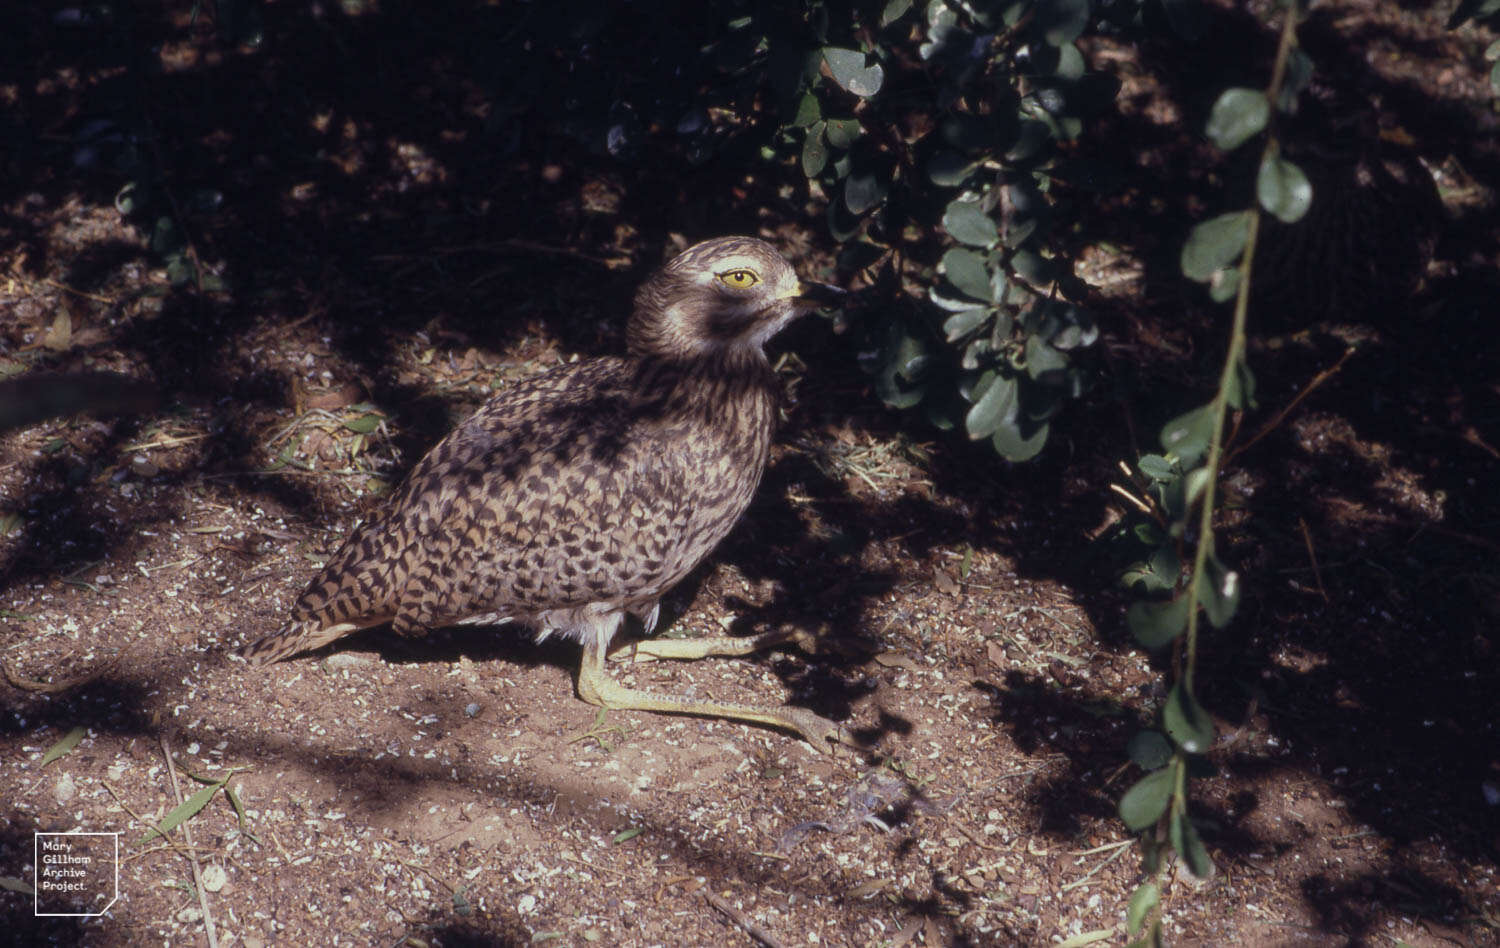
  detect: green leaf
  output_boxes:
[1180,212,1250,281]
[1257,156,1312,223]
[1133,522,1165,545]
[1160,403,1215,466]
[876,371,925,409]
[936,201,996,247]
[923,396,958,432]
[929,286,983,312]
[1122,545,1180,595]
[1119,766,1174,831]
[166,256,196,287]
[1047,306,1097,350]
[991,415,1048,461]
[988,267,1009,305]
[139,778,225,845]
[612,827,644,844]
[942,200,998,247]
[1127,731,1173,771]
[1164,683,1214,753]
[1447,0,1500,30]
[827,189,862,240]
[844,170,886,214]
[1008,119,1052,163]
[1277,49,1315,112]
[1053,43,1085,80]
[927,150,974,186]
[1170,810,1215,879]
[1183,466,1210,512]
[1198,553,1240,628]
[942,248,992,301]
[1126,882,1160,936]
[824,47,884,97]
[792,92,821,128]
[1147,545,1181,588]
[1226,356,1256,410]
[893,334,929,381]
[0,876,36,896]
[1127,595,1189,650]
[1036,0,1090,46]
[1024,335,1069,381]
[343,412,382,434]
[1011,247,1054,283]
[1491,59,1499,97]
[802,121,828,178]
[1128,549,1182,594]
[825,118,862,148]
[1205,88,1268,151]
[114,181,140,215]
[41,727,87,767]
[965,372,1017,440]
[1138,454,1175,481]
[1208,266,1240,303]
[881,0,914,26]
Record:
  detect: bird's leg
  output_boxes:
[608,624,820,663]
[578,629,847,752]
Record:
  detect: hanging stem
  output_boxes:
[1179,2,1300,698]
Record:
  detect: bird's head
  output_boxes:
[628,236,844,362]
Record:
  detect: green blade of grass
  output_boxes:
[138,777,226,846]
[40,727,87,767]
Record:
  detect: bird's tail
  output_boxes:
[234,618,383,665]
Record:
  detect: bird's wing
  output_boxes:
[289,358,698,633]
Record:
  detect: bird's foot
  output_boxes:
[607,624,825,664]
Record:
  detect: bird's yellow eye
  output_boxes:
[717,269,760,289]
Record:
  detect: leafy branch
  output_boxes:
[1116,4,1310,944]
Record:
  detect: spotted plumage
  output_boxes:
[237,237,848,749]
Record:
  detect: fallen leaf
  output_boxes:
[849,878,889,898]
[934,568,959,596]
[44,311,71,351]
[875,651,918,670]
[305,382,364,411]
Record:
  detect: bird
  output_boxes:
[236,236,850,750]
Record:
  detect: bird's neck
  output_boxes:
[633,346,779,433]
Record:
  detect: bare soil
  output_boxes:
[2,2,1498,946]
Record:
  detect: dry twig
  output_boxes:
[705,890,785,948]
[160,736,219,948]
[1227,346,1356,463]
[1,656,120,693]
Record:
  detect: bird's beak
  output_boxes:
[791,281,848,310]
